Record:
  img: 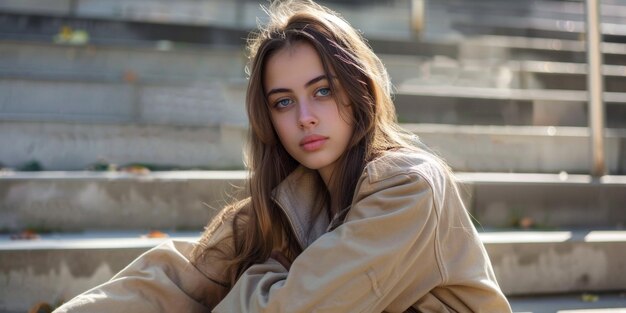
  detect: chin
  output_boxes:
[298,155,335,171]
[299,161,326,171]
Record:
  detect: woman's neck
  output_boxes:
[318,167,332,188]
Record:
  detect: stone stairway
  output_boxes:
[1,171,625,312]
[1,0,625,312]
[3,230,626,313]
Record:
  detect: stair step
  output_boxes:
[0,0,414,40]
[0,232,199,313]
[1,230,625,312]
[5,40,626,93]
[5,11,626,66]
[3,120,625,173]
[4,74,626,129]
[505,61,626,92]
[1,171,624,232]
[452,15,626,42]
[0,40,247,83]
[369,35,626,65]
[459,172,626,229]
[0,77,248,127]
[399,85,626,103]
[407,124,626,173]
[4,38,625,94]
[509,292,626,313]
[380,56,626,92]
[445,0,626,22]
[458,35,626,65]
[482,230,626,295]
[0,170,247,232]
[0,120,248,171]
[394,85,626,127]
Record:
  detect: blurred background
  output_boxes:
[0,0,625,312]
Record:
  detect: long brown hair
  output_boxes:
[192,0,441,287]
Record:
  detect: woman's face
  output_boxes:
[263,41,354,185]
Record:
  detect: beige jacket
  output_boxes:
[213,149,511,313]
[55,149,511,312]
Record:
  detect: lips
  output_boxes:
[299,134,329,152]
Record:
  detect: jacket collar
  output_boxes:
[271,166,330,249]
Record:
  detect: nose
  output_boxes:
[298,101,318,129]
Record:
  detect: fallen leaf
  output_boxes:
[581,293,599,302]
[143,230,168,238]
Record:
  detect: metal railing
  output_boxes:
[585,0,606,177]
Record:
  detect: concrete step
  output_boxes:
[0,76,248,127]
[506,61,626,92]
[5,0,626,45]
[408,124,626,174]
[452,15,626,43]
[0,120,248,171]
[1,230,625,312]
[0,11,250,48]
[1,171,624,233]
[445,0,626,23]
[395,85,626,127]
[415,0,626,44]
[482,230,626,295]
[381,56,626,92]
[8,44,624,94]
[0,232,200,313]
[2,41,624,98]
[0,170,247,233]
[463,172,626,229]
[4,72,626,131]
[509,293,626,313]
[456,35,626,65]
[2,121,624,173]
[0,0,265,30]
[0,0,414,40]
[6,10,626,66]
[0,73,247,172]
[369,35,626,66]
[0,40,247,83]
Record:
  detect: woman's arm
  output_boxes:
[54,204,247,313]
[214,170,445,313]
[53,240,228,313]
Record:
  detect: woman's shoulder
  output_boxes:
[365,147,450,185]
[195,197,251,249]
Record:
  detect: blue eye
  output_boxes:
[274,98,293,108]
[315,87,331,97]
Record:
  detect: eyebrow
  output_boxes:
[265,74,329,98]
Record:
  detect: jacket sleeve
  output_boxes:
[54,240,229,313]
[213,171,445,313]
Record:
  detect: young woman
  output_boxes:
[55,1,511,312]
[193,0,511,312]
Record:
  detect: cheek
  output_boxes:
[270,115,292,144]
